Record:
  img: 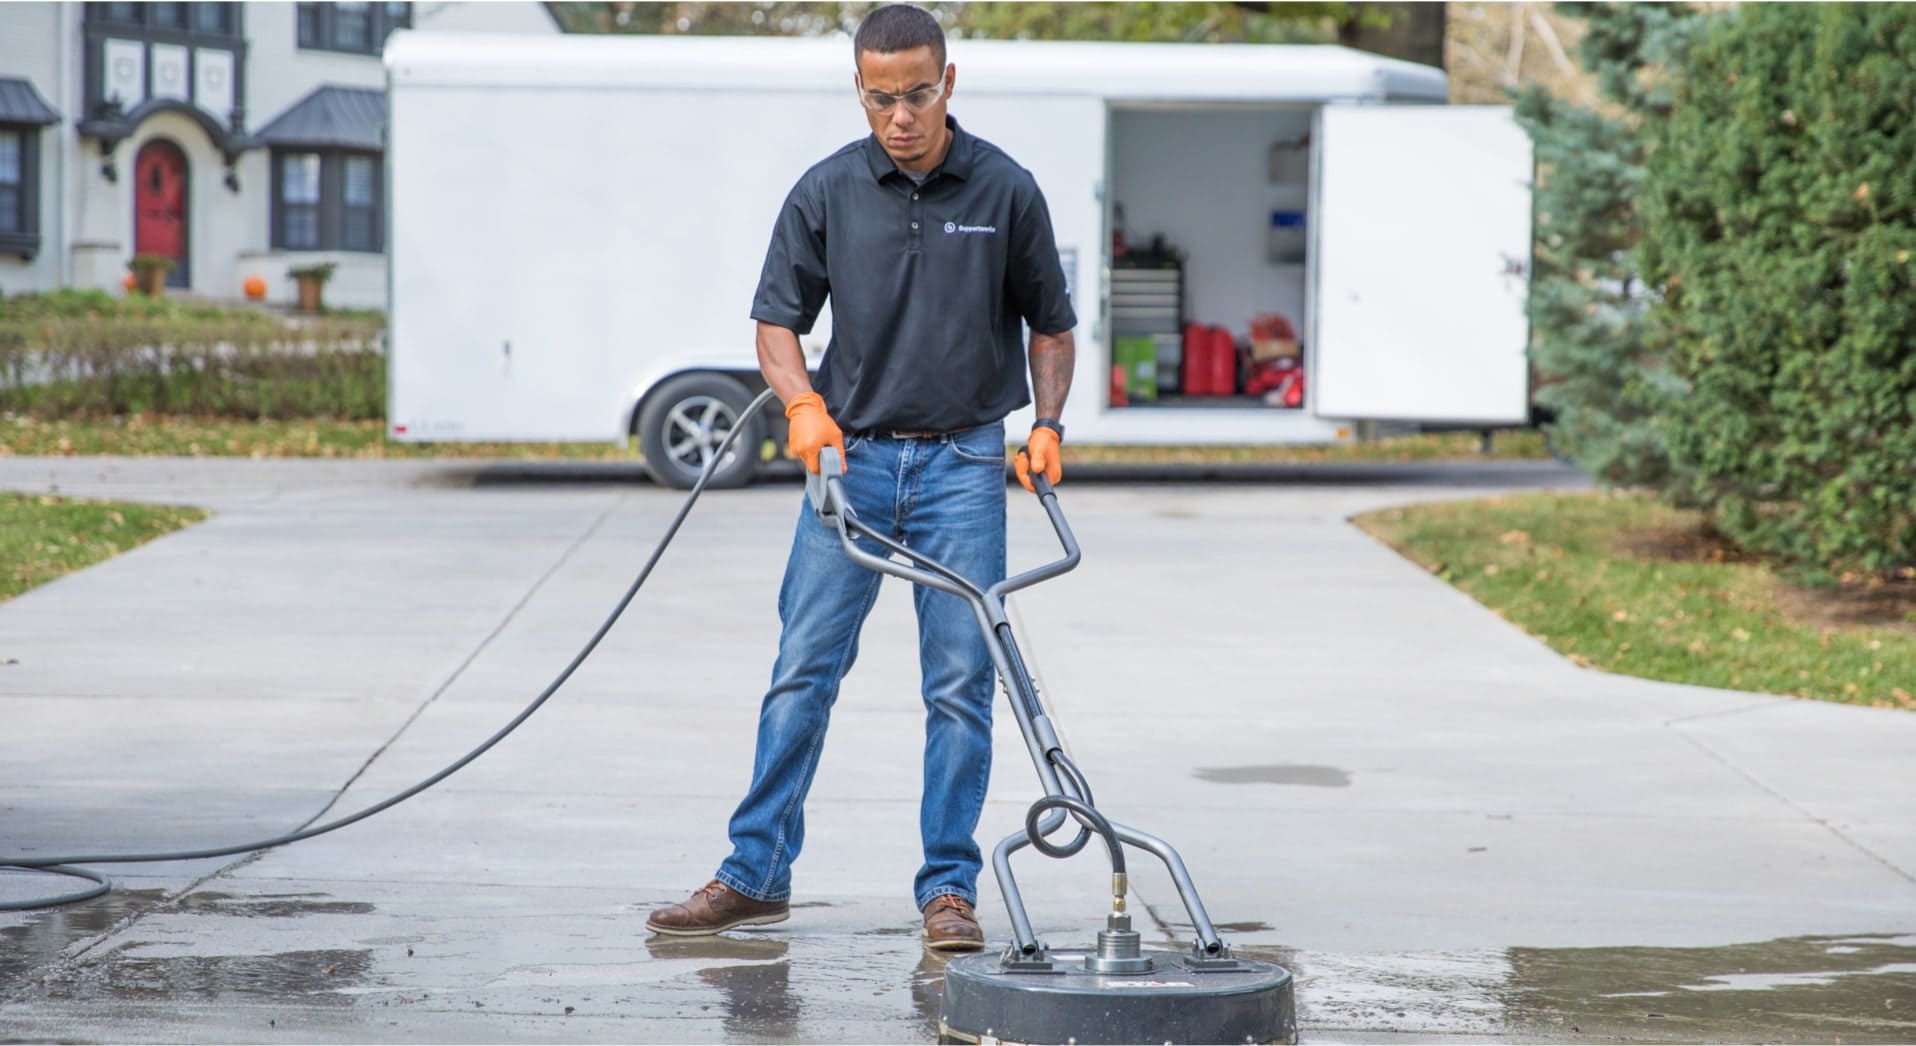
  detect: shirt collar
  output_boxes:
[863,115,974,185]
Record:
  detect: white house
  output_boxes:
[0,1,556,308]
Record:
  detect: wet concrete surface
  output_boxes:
[3,456,1915,1042]
[3,883,1911,1042]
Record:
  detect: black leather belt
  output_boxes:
[854,428,950,440]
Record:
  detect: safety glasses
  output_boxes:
[856,70,949,113]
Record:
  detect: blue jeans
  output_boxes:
[716,421,1008,910]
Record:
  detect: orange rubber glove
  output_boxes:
[784,391,845,474]
[1014,425,1062,494]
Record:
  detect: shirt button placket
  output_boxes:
[909,189,922,251]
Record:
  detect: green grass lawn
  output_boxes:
[1,493,207,603]
[1353,491,1916,710]
[0,413,1551,464]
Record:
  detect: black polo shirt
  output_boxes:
[750,117,1077,434]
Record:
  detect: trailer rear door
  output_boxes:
[1308,105,1532,425]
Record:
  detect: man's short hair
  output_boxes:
[853,4,947,70]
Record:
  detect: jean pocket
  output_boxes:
[843,434,865,455]
[947,430,1008,467]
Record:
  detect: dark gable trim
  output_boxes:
[80,5,252,160]
[80,98,249,157]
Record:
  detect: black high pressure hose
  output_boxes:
[0,387,781,912]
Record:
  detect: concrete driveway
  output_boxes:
[1,456,1911,1043]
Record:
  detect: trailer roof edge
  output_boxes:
[384,32,1448,103]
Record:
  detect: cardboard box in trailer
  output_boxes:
[384,32,1533,488]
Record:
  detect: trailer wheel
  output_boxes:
[635,373,766,490]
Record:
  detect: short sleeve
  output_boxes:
[1006,181,1077,336]
[750,181,831,333]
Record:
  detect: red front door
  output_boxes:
[134,140,189,288]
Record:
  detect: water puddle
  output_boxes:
[697,959,801,1040]
[37,946,375,1005]
[1,885,385,1011]
[175,891,375,918]
[0,887,166,999]
[641,935,790,964]
[1503,933,1916,1042]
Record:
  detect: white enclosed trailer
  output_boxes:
[384,32,1532,487]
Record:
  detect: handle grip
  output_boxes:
[1017,444,1056,500]
[806,446,845,519]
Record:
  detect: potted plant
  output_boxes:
[128,253,174,297]
[288,261,337,313]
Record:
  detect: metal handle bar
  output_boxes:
[806,445,1079,600]
[989,451,1081,603]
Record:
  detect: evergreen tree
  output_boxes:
[1513,2,1700,487]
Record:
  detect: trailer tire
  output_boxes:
[635,372,766,490]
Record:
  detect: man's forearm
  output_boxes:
[1028,330,1075,420]
[756,322,815,407]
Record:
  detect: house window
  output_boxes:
[296,2,411,55]
[0,126,42,257]
[273,150,382,252]
[85,2,241,38]
[342,155,377,251]
[192,2,234,35]
[280,153,321,249]
[0,131,24,235]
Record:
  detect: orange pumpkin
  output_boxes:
[242,275,267,300]
[122,273,137,292]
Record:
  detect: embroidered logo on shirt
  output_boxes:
[945,223,996,235]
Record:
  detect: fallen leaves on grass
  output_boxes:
[2,493,208,602]
[1352,491,1916,710]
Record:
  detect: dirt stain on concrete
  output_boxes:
[1194,764,1352,788]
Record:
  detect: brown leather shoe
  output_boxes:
[922,894,985,952]
[646,880,789,936]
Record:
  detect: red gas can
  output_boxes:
[1182,322,1209,396]
[1208,326,1238,396]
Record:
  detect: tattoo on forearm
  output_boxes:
[1029,332,1075,420]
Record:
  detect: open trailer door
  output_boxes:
[1308,105,1533,425]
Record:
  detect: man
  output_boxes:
[646,3,1077,952]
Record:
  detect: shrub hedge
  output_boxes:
[0,290,385,420]
[1637,3,1916,577]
